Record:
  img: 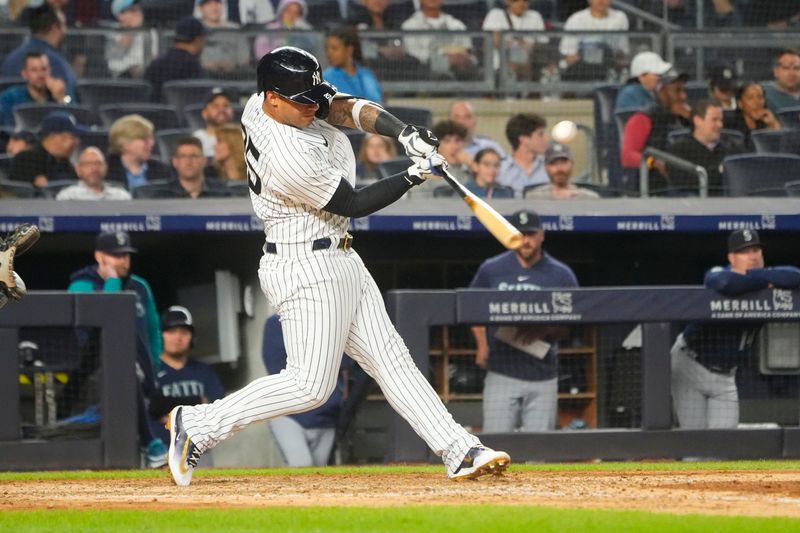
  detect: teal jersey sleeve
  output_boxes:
[133,275,162,371]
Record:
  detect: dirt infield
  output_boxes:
[3,469,800,517]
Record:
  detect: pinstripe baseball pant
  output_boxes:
[181,247,479,473]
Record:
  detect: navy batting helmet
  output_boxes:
[257,46,337,119]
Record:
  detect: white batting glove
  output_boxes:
[398,125,439,159]
[405,153,447,185]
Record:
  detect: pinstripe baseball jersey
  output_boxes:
[241,92,354,244]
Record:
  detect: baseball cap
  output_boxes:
[161,305,194,331]
[174,16,206,42]
[111,0,140,17]
[630,51,672,78]
[9,129,37,144]
[708,62,737,92]
[510,210,542,233]
[39,112,88,137]
[728,229,762,253]
[205,87,234,106]
[545,142,573,164]
[95,231,138,254]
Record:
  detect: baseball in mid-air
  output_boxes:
[551,120,578,144]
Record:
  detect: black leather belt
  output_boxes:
[265,233,353,254]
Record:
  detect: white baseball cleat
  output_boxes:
[449,446,511,481]
[165,407,201,487]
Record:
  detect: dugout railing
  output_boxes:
[0,292,139,470]
[385,287,800,464]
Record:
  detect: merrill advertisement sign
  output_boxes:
[457,288,800,324]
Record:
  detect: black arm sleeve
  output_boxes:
[324,172,418,218]
[374,109,407,138]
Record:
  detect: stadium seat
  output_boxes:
[98,104,181,131]
[0,76,24,94]
[79,129,110,154]
[0,178,36,198]
[155,129,195,160]
[376,157,413,179]
[684,81,709,104]
[384,105,433,129]
[777,106,800,129]
[162,80,251,114]
[722,153,800,196]
[226,181,250,197]
[13,103,99,131]
[183,103,245,130]
[785,180,800,197]
[337,127,365,155]
[0,154,12,180]
[76,80,153,112]
[132,180,176,199]
[751,129,800,154]
[40,179,77,199]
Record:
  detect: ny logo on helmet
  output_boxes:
[312,71,321,85]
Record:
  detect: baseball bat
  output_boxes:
[438,166,523,250]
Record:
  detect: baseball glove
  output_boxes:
[0,224,40,302]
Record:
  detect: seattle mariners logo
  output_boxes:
[552,292,573,313]
[742,229,754,242]
[773,289,793,311]
[312,71,321,85]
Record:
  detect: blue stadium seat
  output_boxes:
[132,180,175,199]
[777,106,800,129]
[384,105,433,129]
[226,181,250,197]
[722,153,800,196]
[79,129,110,154]
[154,129,195,160]
[786,180,800,197]
[13,103,99,131]
[77,80,153,113]
[99,104,181,131]
[751,129,800,154]
[337,127,365,155]
[684,81,709,104]
[0,178,36,198]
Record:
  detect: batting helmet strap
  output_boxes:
[257,46,338,119]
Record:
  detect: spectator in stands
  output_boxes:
[558,0,629,81]
[149,306,225,447]
[470,210,578,432]
[401,0,477,80]
[212,124,246,182]
[4,130,37,157]
[432,119,472,183]
[615,51,672,113]
[68,230,166,468]
[56,147,132,200]
[0,51,68,127]
[106,0,148,79]
[763,49,800,114]
[355,133,397,181]
[620,70,691,192]
[323,26,383,104]
[262,314,347,467]
[348,0,400,30]
[497,112,549,195]
[106,114,172,190]
[193,0,275,26]
[671,229,800,430]
[145,16,206,102]
[1,4,76,102]
[667,100,743,196]
[253,0,314,60]
[724,81,781,151]
[193,87,235,157]
[448,100,506,160]
[526,142,599,199]
[197,0,252,78]
[482,0,546,81]
[707,61,738,110]
[463,147,514,198]
[169,136,228,198]
[10,111,83,189]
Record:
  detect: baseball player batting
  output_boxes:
[166,47,510,485]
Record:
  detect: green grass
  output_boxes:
[1,459,799,481]
[0,506,797,533]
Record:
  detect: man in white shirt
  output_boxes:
[401,0,475,79]
[559,0,629,68]
[56,147,132,200]
[482,0,545,76]
[497,112,549,195]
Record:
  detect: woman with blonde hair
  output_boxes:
[212,124,246,181]
[106,114,172,190]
